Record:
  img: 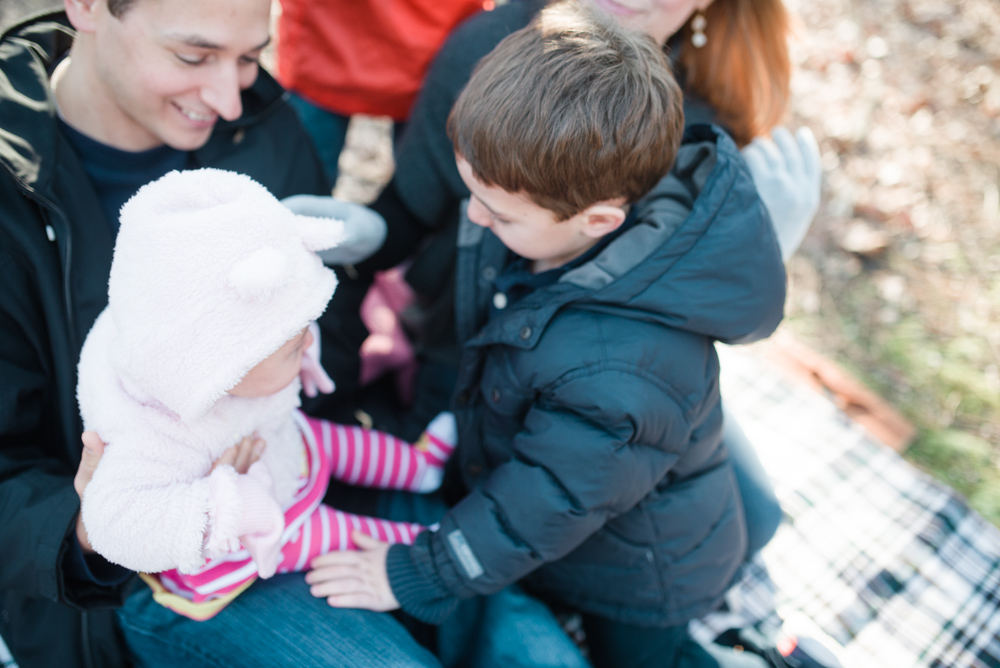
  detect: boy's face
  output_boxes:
[457,157,620,273]
[70,0,271,151]
[228,327,312,398]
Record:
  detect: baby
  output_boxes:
[77,168,454,620]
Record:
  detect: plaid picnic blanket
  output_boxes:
[692,344,1000,668]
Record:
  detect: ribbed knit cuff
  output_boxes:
[386,541,459,625]
[235,475,282,537]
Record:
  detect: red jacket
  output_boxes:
[277,0,487,121]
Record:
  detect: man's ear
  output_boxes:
[64,0,101,33]
[580,202,627,239]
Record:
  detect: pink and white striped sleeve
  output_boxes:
[326,412,457,493]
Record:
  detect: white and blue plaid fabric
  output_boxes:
[693,345,1000,668]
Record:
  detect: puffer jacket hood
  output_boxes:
[560,127,784,343]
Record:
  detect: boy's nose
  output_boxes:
[467,198,492,228]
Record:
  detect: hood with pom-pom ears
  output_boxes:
[107,168,343,421]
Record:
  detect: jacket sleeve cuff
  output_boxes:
[64,534,132,587]
[234,473,282,537]
[386,540,459,624]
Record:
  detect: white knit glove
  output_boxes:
[281,195,387,266]
[741,126,822,261]
[300,322,334,398]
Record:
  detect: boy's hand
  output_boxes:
[306,532,400,611]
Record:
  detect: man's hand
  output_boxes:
[306,532,400,611]
[73,432,265,554]
[210,435,267,475]
[73,432,105,553]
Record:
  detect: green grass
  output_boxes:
[786,246,1000,525]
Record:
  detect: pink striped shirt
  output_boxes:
[145,411,453,620]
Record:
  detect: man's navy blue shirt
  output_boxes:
[59,118,190,234]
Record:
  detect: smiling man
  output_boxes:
[0,1,438,667]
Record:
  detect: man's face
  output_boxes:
[82,0,271,151]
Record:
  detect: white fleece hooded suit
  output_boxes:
[77,170,454,618]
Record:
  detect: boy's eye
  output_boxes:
[239,55,261,66]
[175,53,206,66]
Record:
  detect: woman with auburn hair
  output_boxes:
[674,0,793,147]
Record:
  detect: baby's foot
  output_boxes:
[413,412,457,492]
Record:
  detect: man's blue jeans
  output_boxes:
[117,572,441,668]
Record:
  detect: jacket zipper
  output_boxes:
[13,176,78,353]
[81,611,94,668]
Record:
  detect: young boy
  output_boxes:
[308,3,786,666]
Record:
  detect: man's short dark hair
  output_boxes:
[448,0,684,220]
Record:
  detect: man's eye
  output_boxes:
[176,53,206,66]
[240,55,261,66]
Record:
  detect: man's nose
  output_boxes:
[200,63,243,122]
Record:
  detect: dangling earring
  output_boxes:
[691,11,708,48]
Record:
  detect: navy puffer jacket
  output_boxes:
[386,125,786,627]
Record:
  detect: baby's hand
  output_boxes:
[237,462,285,578]
[306,532,400,611]
[212,435,266,475]
[300,322,334,398]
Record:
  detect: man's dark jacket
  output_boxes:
[0,13,327,668]
[386,125,787,627]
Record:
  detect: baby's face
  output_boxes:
[227,327,312,398]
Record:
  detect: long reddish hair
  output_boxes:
[677,0,791,146]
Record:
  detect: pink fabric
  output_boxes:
[153,412,443,612]
[360,268,418,403]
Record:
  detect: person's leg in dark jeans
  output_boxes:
[583,613,768,668]
[723,407,783,558]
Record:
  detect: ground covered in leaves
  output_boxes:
[783,0,1000,523]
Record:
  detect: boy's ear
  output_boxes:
[64,0,101,33]
[580,202,628,239]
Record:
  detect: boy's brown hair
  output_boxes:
[448,0,684,221]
